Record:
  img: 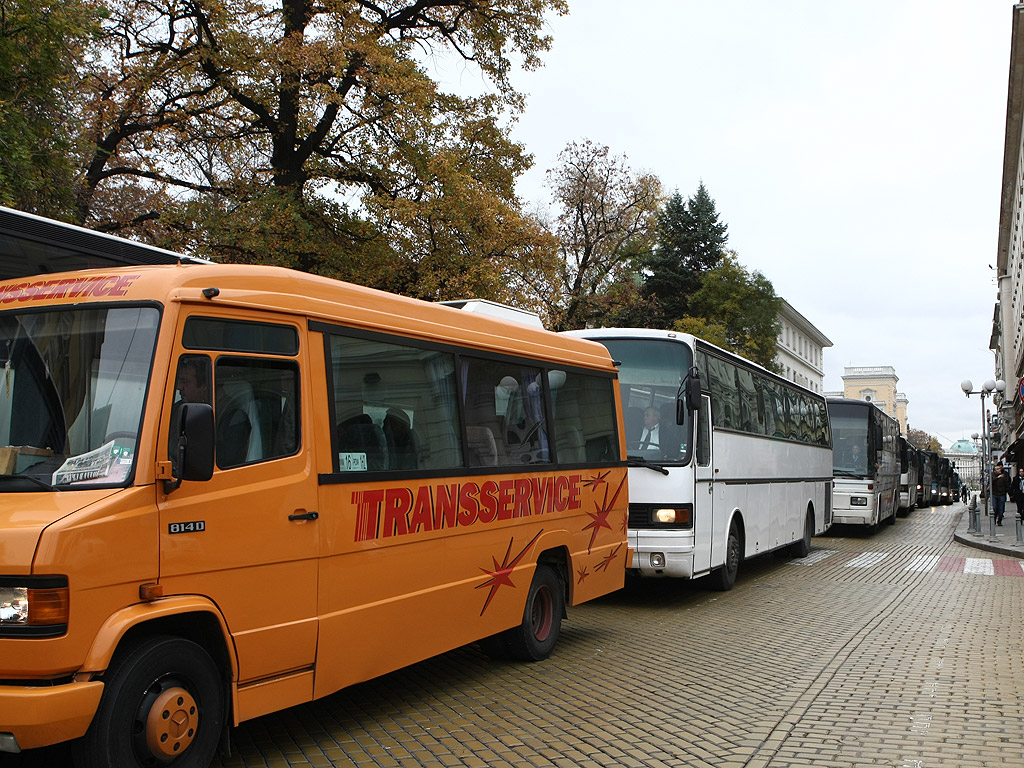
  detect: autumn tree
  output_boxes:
[14,0,567,301]
[674,252,782,371]
[907,428,942,453]
[0,0,98,219]
[643,182,728,327]
[536,140,662,331]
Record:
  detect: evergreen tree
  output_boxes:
[642,182,728,327]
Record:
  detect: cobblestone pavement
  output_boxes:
[12,502,1024,768]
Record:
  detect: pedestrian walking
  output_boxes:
[1010,466,1024,521]
[991,462,1010,525]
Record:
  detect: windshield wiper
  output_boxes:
[626,456,670,475]
[0,474,61,491]
[833,469,865,478]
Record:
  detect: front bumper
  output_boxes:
[0,679,103,751]
[628,529,696,578]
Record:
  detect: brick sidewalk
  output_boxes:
[953,497,1024,557]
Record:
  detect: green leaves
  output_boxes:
[674,252,782,371]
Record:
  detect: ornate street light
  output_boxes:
[961,378,1006,539]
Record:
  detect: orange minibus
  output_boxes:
[0,260,627,766]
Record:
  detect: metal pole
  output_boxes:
[985,393,998,541]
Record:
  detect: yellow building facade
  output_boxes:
[840,366,909,435]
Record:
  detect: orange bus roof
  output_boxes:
[0,264,616,372]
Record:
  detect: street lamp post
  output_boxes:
[970,432,981,533]
[961,378,1006,541]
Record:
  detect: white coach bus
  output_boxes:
[826,397,901,530]
[567,329,833,590]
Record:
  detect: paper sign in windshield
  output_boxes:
[52,440,119,485]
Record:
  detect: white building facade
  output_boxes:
[994,4,1024,471]
[775,299,832,393]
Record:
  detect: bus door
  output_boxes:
[156,312,319,690]
[693,393,714,574]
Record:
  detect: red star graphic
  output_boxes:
[596,544,622,572]
[582,474,627,553]
[476,530,543,615]
[576,564,590,583]
[582,470,610,489]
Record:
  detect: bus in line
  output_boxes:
[0,209,628,765]
[566,328,833,590]
[898,437,920,512]
[920,449,941,506]
[826,397,900,530]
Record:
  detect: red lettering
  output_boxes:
[382,488,412,537]
[434,484,459,529]
[66,277,101,298]
[50,278,79,300]
[87,276,121,297]
[531,477,552,516]
[479,481,499,523]
[409,486,434,533]
[494,480,513,520]
[512,479,532,517]
[566,474,582,510]
[3,282,28,303]
[554,476,569,512]
[109,275,141,296]
[16,281,42,302]
[353,489,384,542]
[458,483,480,526]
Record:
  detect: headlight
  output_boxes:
[0,577,69,636]
[850,496,868,506]
[653,507,691,525]
[0,587,27,623]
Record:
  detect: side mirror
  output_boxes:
[165,402,215,493]
[677,367,702,423]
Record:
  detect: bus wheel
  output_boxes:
[76,636,225,768]
[709,522,741,591]
[790,511,814,558]
[503,564,564,662]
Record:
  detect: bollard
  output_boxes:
[968,493,980,535]
[1017,514,1023,546]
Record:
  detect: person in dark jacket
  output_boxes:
[1010,466,1024,521]
[991,462,1010,525]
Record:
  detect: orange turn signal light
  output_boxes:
[27,587,69,625]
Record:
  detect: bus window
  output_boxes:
[462,357,550,467]
[696,396,711,467]
[547,369,619,464]
[325,332,462,473]
[214,357,299,469]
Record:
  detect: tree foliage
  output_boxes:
[536,140,662,331]
[5,0,568,300]
[0,0,99,218]
[643,182,728,327]
[907,428,942,453]
[674,252,782,371]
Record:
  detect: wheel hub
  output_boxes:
[145,685,198,758]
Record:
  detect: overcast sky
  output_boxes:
[467,0,1014,448]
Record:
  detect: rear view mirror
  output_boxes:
[165,402,215,493]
